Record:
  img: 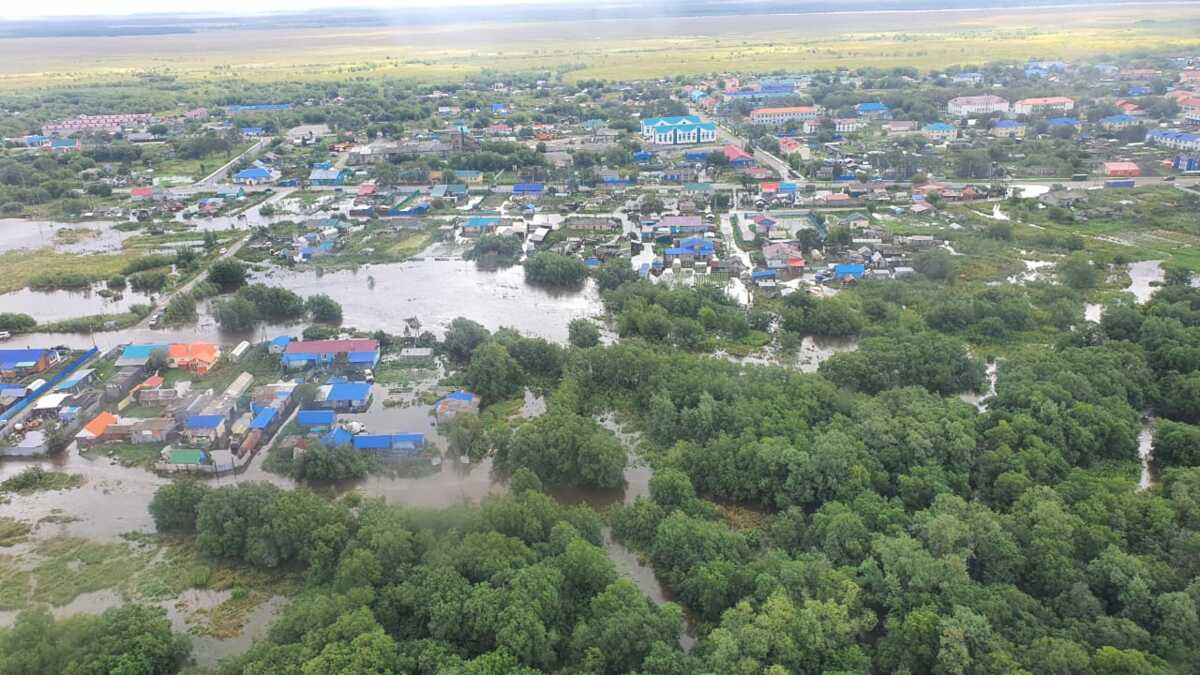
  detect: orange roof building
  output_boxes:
[168,342,220,374]
[79,411,118,439]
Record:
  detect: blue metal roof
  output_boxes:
[185,415,223,430]
[353,434,391,449]
[119,344,168,360]
[271,336,291,349]
[512,183,544,193]
[445,391,476,402]
[347,352,378,364]
[327,382,371,402]
[297,409,336,426]
[250,407,276,430]
[323,427,352,447]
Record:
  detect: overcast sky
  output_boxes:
[3,0,590,19]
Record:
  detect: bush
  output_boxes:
[524,252,588,287]
[129,269,168,293]
[149,481,210,533]
[568,318,601,348]
[29,271,92,290]
[163,293,198,326]
[0,313,37,333]
[122,254,174,275]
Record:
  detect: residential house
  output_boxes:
[884,121,919,135]
[435,391,480,422]
[664,237,716,265]
[723,145,755,167]
[214,185,244,199]
[309,168,350,186]
[352,433,427,459]
[233,166,274,185]
[0,349,59,380]
[314,381,372,413]
[282,339,380,369]
[183,415,226,447]
[461,216,501,238]
[761,242,807,278]
[167,342,220,374]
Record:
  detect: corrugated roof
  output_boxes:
[285,339,378,354]
[327,382,371,402]
[297,409,336,426]
[185,415,223,429]
[250,407,276,430]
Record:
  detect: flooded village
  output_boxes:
[2,47,1200,673]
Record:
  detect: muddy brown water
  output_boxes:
[0,394,676,656]
[0,284,155,323]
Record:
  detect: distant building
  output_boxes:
[991,119,1027,139]
[1104,161,1141,177]
[1100,114,1141,131]
[309,168,350,186]
[233,166,274,185]
[855,102,890,117]
[1013,96,1075,115]
[282,339,380,369]
[1148,129,1200,151]
[435,391,479,422]
[640,116,717,145]
[749,106,819,125]
[922,122,957,141]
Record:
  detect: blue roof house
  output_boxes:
[309,168,350,186]
[855,102,890,117]
[233,166,274,185]
[316,382,373,413]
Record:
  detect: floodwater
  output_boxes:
[1008,259,1055,285]
[959,361,998,411]
[1008,184,1050,199]
[0,284,154,323]
[0,219,136,255]
[796,336,858,373]
[1084,303,1104,323]
[253,257,601,343]
[1126,260,1164,304]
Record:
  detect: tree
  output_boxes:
[525,252,588,288]
[1163,264,1193,287]
[149,480,209,533]
[568,319,601,348]
[214,296,258,331]
[305,294,343,324]
[913,248,956,280]
[498,409,627,488]
[0,313,36,333]
[1152,420,1200,469]
[465,341,524,405]
[207,258,247,291]
[594,258,637,292]
[162,292,198,326]
[443,317,491,362]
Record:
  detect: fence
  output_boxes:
[0,347,100,429]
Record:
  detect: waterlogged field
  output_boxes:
[0,5,1197,88]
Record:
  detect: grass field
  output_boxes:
[0,6,1197,88]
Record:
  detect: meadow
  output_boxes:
[0,5,1197,88]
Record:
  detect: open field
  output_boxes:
[0,5,1198,88]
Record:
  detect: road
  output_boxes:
[195,136,272,187]
[689,107,800,181]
